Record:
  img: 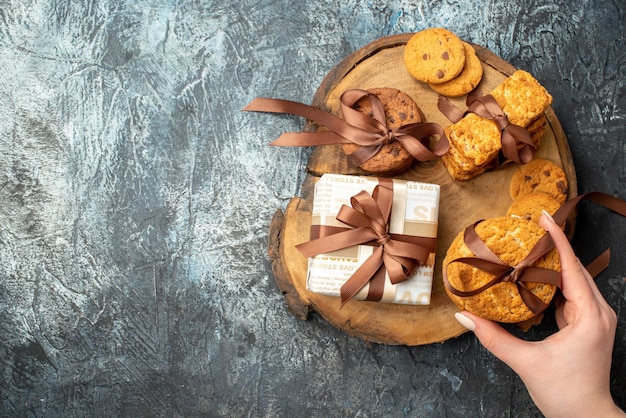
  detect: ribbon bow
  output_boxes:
[438,92,536,164]
[443,221,561,314]
[296,180,432,306]
[244,89,449,167]
[443,192,626,316]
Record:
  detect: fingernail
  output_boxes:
[541,209,555,224]
[454,312,476,331]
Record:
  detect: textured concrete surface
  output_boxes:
[0,1,624,416]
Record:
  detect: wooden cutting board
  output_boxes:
[268,34,577,345]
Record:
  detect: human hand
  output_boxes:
[454,210,625,418]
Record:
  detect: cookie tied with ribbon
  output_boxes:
[443,192,626,323]
[443,216,561,323]
[243,88,449,174]
[438,91,536,165]
[438,69,552,181]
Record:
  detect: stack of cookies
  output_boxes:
[440,70,553,180]
[443,158,569,325]
[341,87,425,174]
[443,215,561,324]
[404,27,484,97]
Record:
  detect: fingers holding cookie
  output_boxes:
[443,216,560,323]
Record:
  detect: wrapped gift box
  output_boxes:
[305,174,440,305]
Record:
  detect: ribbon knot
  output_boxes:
[382,131,395,145]
[492,114,510,131]
[296,179,434,306]
[243,89,450,168]
[377,232,391,246]
[502,266,522,283]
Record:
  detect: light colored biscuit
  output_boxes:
[443,216,560,323]
[428,42,483,97]
[440,113,500,180]
[490,70,553,128]
[341,87,423,173]
[439,70,552,181]
[507,192,562,224]
[404,28,466,84]
[509,158,569,204]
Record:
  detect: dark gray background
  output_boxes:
[1,1,624,417]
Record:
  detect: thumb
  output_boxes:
[455,311,535,371]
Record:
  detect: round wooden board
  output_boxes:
[268,34,577,345]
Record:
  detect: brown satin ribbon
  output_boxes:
[296,178,433,306]
[309,224,436,251]
[438,91,536,164]
[243,89,450,167]
[443,221,562,314]
[443,192,626,315]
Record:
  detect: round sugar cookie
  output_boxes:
[428,42,483,97]
[509,158,569,204]
[341,87,424,174]
[443,216,560,323]
[403,28,466,84]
